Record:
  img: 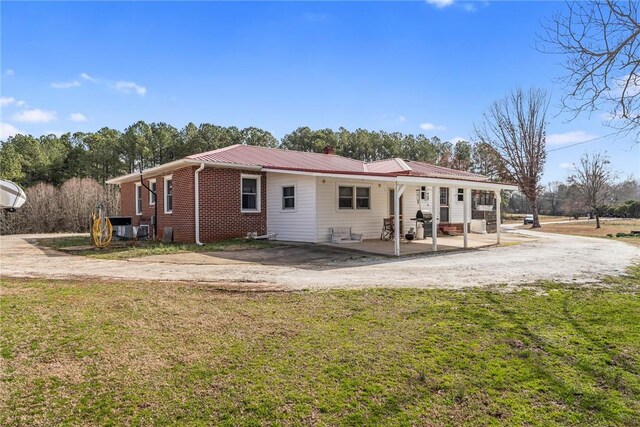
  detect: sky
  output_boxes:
[1,0,638,184]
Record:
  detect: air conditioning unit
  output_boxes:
[470,219,487,234]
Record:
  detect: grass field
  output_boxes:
[35,235,282,260]
[2,266,639,426]
[524,219,640,247]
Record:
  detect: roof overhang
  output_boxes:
[105,160,262,185]
[264,168,518,191]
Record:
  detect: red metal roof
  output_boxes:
[188,145,366,173]
[185,144,490,181]
[404,160,489,182]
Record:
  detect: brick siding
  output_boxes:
[119,166,267,243]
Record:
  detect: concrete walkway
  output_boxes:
[1,228,638,290]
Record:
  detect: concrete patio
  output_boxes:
[323,231,529,256]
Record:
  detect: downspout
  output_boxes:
[194,163,205,246]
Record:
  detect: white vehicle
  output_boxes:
[0,179,27,211]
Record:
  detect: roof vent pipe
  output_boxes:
[194,163,205,246]
[323,145,335,155]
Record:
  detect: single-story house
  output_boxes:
[106,144,517,255]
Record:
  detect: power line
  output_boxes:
[547,132,620,152]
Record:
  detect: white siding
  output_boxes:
[437,186,471,224]
[316,177,392,242]
[402,185,433,234]
[266,173,317,242]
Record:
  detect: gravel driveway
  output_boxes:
[1,228,638,290]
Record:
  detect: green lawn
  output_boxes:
[35,235,282,260]
[1,266,639,426]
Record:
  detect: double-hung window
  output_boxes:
[135,183,142,215]
[241,175,261,212]
[457,188,464,202]
[282,185,295,210]
[149,179,156,205]
[338,185,371,210]
[164,175,173,214]
[338,186,354,209]
[355,187,370,209]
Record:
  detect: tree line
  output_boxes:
[0,121,507,188]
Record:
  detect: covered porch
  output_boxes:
[323,230,519,257]
[384,177,517,256]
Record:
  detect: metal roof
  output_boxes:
[109,144,502,185]
[187,145,366,173]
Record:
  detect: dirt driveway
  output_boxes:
[1,228,638,290]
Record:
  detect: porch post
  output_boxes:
[495,189,502,245]
[393,182,406,256]
[431,186,439,251]
[463,187,470,249]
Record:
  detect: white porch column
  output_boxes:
[431,186,439,251]
[495,189,502,244]
[393,182,406,256]
[463,187,470,249]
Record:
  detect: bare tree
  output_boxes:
[541,1,640,140]
[475,88,549,228]
[570,152,616,228]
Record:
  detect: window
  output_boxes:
[164,175,173,214]
[282,185,295,210]
[338,186,354,209]
[149,180,156,205]
[420,186,429,201]
[241,175,260,212]
[135,183,142,215]
[440,187,449,206]
[338,185,371,210]
[356,187,370,209]
[457,188,464,202]
[475,190,494,206]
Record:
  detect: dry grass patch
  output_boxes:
[524,219,640,247]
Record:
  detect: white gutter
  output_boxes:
[194,163,205,246]
[262,168,518,190]
[106,160,261,185]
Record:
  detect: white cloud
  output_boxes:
[80,72,97,82]
[69,113,87,122]
[398,115,406,123]
[420,122,446,131]
[0,96,16,107]
[0,123,22,139]
[547,130,598,145]
[114,81,146,95]
[16,100,27,107]
[5,69,14,77]
[450,136,467,143]
[426,0,455,8]
[11,109,57,123]
[462,3,476,12]
[51,80,81,89]
[559,162,574,170]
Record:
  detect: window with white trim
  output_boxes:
[164,175,173,214]
[135,183,142,215]
[282,185,295,210]
[241,175,260,212]
[149,179,156,205]
[356,187,370,209]
[457,188,464,202]
[338,186,354,209]
[338,185,371,210]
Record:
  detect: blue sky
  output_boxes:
[1,0,638,183]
